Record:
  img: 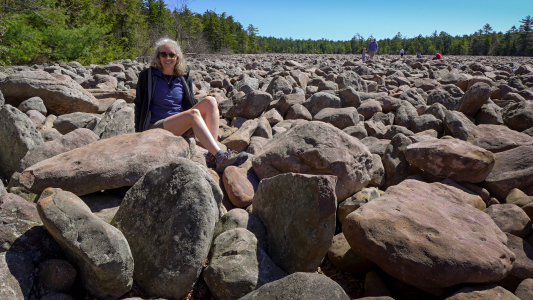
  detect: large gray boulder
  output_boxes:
[335,71,367,92]
[303,92,342,116]
[111,159,223,299]
[19,129,190,196]
[53,112,101,135]
[427,88,459,110]
[37,188,133,300]
[203,228,286,300]
[405,138,495,183]
[455,82,491,116]
[313,107,360,130]
[502,100,533,132]
[444,110,476,140]
[266,76,293,95]
[92,99,134,139]
[484,204,532,238]
[0,105,44,178]
[252,173,337,273]
[0,71,99,115]
[212,208,268,251]
[483,145,533,200]
[394,100,418,129]
[225,91,273,119]
[239,272,348,300]
[18,96,47,115]
[343,179,515,289]
[252,121,373,201]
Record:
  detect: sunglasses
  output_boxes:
[159,52,177,58]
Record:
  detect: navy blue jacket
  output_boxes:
[134,67,195,132]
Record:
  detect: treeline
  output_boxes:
[259,19,533,56]
[0,0,264,65]
[0,0,531,66]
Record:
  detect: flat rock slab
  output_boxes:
[37,188,133,300]
[343,179,514,289]
[467,124,533,153]
[405,138,495,183]
[20,129,190,196]
[239,272,348,300]
[483,145,533,200]
[252,173,337,273]
[111,159,222,299]
[253,121,373,201]
[0,71,99,115]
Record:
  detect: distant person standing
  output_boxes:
[362,48,367,62]
[400,48,404,57]
[367,39,378,60]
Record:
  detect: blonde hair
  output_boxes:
[149,38,187,76]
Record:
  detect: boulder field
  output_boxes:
[1,53,533,299]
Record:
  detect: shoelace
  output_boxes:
[216,150,239,164]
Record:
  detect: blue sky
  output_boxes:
[165,0,532,41]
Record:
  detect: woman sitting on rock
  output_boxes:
[134,37,248,172]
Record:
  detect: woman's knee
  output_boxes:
[202,96,218,109]
[189,108,202,119]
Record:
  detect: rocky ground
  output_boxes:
[1,53,533,300]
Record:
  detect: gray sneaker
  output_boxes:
[205,152,216,168]
[215,150,248,173]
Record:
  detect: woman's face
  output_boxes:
[159,43,178,74]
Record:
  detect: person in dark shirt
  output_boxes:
[134,38,248,172]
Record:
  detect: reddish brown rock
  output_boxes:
[221,119,258,152]
[343,179,515,289]
[20,129,190,196]
[483,145,533,200]
[455,82,492,116]
[498,233,533,291]
[405,138,494,183]
[484,204,532,238]
[467,124,533,153]
[445,284,518,300]
[222,166,258,208]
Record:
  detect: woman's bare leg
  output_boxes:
[163,107,220,155]
[192,96,219,141]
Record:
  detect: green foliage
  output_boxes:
[0,1,531,66]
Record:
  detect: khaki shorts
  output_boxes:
[149,118,194,136]
[148,119,165,130]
